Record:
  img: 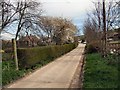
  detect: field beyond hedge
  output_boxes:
[2,43,77,86]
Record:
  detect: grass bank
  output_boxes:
[83,53,119,88]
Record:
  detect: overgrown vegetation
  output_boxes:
[2,59,45,86]
[83,53,119,88]
[2,60,26,86]
[85,44,98,54]
[2,43,77,86]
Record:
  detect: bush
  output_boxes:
[2,52,13,61]
[81,39,85,43]
[85,44,98,53]
[17,43,77,68]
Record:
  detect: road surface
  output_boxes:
[7,43,85,88]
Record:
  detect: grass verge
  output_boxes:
[83,53,119,88]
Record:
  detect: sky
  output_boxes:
[1,0,95,40]
[40,0,94,35]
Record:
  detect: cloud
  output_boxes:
[1,33,15,40]
[39,0,95,35]
[40,0,94,18]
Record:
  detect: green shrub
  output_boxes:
[17,43,77,68]
[2,52,13,61]
[2,69,26,85]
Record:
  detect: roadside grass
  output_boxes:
[83,53,118,88]
[2,60,26,86]
[2,60,44,86]
[2,57,53,86]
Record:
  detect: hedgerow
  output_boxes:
[17,43,77,68]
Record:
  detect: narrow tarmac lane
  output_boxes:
[8,43,85,88]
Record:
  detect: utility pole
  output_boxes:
[97,1,102,54]
[103,0,107,57]
[98,1,101,31]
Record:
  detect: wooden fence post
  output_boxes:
[12,39,19,70]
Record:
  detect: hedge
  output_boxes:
[17,43,77,68]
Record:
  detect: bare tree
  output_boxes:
[0,0,19,33]
[14,0,41,40]
[83,18,98,43]
[0,0,42,40]
[84,0,119,55]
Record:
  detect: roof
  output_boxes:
[19,35,39,42]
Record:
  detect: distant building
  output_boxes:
[107,30,120,42]
[18,35,40,47]
[2,40,12,49]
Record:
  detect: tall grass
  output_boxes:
[83,53,118,88]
